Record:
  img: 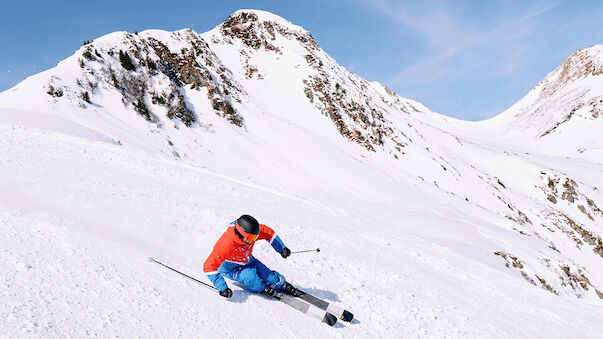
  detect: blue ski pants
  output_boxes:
[223,257,286,292]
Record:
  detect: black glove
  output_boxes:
[219,287,232,298]
[281,247,291,258]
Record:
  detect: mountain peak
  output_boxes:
[228,9,296,27]
[563,44,603,72]
[540,44,603,97]
[479,44,603,154]
[215,9,318,51]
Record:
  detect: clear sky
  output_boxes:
[1,0,602,120]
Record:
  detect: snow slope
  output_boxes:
[2,120,603,337]
[1,9,603,337]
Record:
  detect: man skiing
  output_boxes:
[203,215,302,298]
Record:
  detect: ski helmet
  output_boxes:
[235,214,260,244]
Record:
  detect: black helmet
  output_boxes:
[235,214,260,243]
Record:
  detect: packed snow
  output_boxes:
[2,119,603,337]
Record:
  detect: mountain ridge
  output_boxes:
[474,44,603,160]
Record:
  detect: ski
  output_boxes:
[297,290,354,322]
[269,291,338,326]
[150,257,336,326]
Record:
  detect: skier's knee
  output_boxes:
[240,268,264,292]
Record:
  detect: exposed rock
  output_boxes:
[551,211,603,258]
[494,251,524,269]
[543,47,603,98]
[536,275,558,294]
[221,12,283,52]
[561,179,578,203]
[46,84,63,97]
[150,39,242,126]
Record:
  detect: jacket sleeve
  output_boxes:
[259,224,286,253]
[203,249,228,291]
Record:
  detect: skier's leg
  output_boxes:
[246,258,302,296]
[237,267,265,292]
[247,258,287,291]
[223,266,265,292]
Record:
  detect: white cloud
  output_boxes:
[356,0,563,86]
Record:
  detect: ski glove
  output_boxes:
[281,247,291,258]
[219,287,232,298]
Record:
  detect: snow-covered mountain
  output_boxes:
[475,45,603,160]
[1,9,602,337]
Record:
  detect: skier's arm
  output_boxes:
[203,251,228,291]
[258,224,287,254]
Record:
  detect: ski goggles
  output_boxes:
[243,232,259,244]
[235,223,259,244]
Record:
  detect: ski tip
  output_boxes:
[341,310,354,322]
[323,312,337,326]
[149,257,155,262]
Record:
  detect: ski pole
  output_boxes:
[149,257,217,292]
[290,248,320,254]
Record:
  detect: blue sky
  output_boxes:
[1,0,602,120]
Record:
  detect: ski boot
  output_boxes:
[284,282,303,297]
[262,285,280,298]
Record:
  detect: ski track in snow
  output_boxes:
[2,123,603,338]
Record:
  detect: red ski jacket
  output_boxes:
[203,221,285,290]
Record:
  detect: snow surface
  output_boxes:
[2,120,603,337]
[1,9,603,338]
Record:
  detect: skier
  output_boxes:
[203,215,302,298]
